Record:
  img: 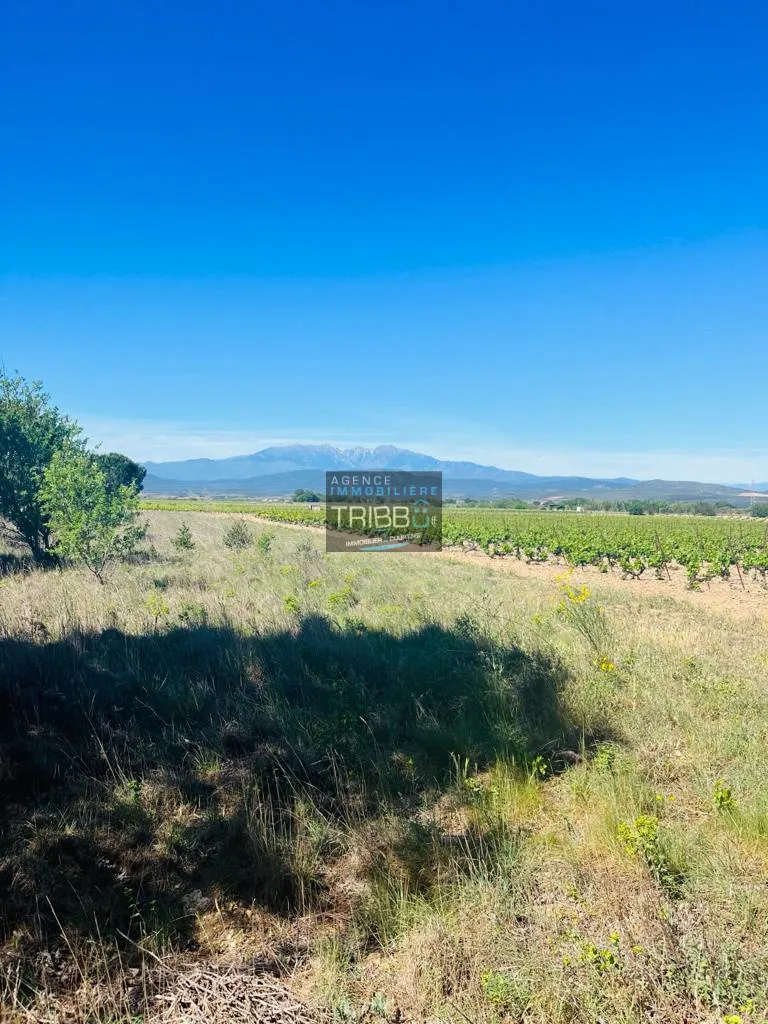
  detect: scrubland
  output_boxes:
[1,511,767,1023]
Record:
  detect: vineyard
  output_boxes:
[441,509,768,585]
[141,500,768,585]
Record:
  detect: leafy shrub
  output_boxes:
[617,814,681,892]
[327,584,357,610]
[40,447,145,583]
[223,519,252,550]
[178,600,208,626]
[617,813,660,859]
[145,591,170,626]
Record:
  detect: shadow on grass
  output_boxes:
[0,551,36,577]
[0,615,610,954]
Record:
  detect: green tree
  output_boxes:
[626,500,647,515]
[293,488,321,502]
[222,519,252,550]
[0,372,83,561]
[41,448,145,583]
[171,521,195,550]
[95,452,146,494]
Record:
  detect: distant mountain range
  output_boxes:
[142,445,765,503]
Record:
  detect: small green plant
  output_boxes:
[617,814,678,891]
[283,594,300,614]
[256,530,274,554]
[332,996,356,1022]
[171,521,195,551]
[178,600,207,626]
[369,993,388,1017]
[464,773,485,793]
[192,746,223,778]
[528,754,549,780]
[595,655,616,672]
[481,969,518,1008]
[116,777,142,806]
[555,570,614,665]
[580,939,621,972]
[592,742,617,772]
[145,591,170,626]
[617,813,659,857]
[713,779,736,811]
[223,519,252,550]
[327,584,356,610]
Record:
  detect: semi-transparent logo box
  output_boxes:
[325,471,442,552]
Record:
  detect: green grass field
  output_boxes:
[2,510,767,1023]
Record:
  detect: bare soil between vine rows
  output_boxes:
[434,545,768,619]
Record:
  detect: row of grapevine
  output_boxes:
[142,499,325,526]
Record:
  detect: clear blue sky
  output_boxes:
[1,1,767,480]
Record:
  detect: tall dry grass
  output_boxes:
[1,512,767,1023]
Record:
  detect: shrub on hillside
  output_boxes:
[171,521,196,550]
[256,530,274,554]
[222,519,252,550]
[40,447,146,583]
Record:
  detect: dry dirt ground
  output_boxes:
[433,546,768,620]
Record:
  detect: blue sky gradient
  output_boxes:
[2,2,767,479]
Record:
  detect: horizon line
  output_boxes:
[76,417,768,486]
